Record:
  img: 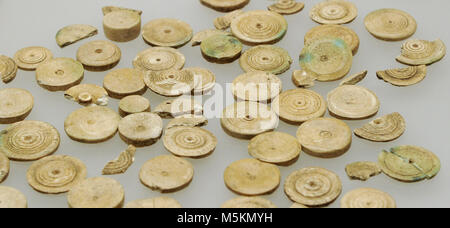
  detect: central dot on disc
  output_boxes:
[95,49,103,54]
[168,75,175,79]
[256,23,263,29]
[320,55,329,62]
[55,70,64,75]
[413,44,419,48]
[52,170,61,175]
[164,29,172,34]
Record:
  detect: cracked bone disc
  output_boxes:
[64,106,120,143]
[36,58,84,91]
[292,70,317,88]
[166,115,208,130]
[285,167,342,206]
[231,71,282,103]
[248,131,301,165]
[139,155,194,193]
[364,9,417,41]
[200,0,249,12]
[103,68,146,99]
[133,47,185,72]
[27,155,87,194]
[300,37,353,82]
[56,24,98,48]
[144,70,194,97]
[309,0,357,25]
[14,46,53,71]
[103,10,141,42]
[143,18,193,48]
[154,98,203,119]
[0,88,34,124]
[345,162,382,181]
[64,84,109,106]
[354,112,406,142]
[118,112,163,147]
[221,101,278,139]
[0,152,9,183]
[0,186,27,208]
[396,39,446,66]
[240,45,292,75]
[0,55,18,83]
[231,10,288,45]
[125,197,182,208]
[221,197,277,208]
[272,89,327,125]
[214,10,244,30]
[102,145,136,175]
[339,70,367,86]
[224,158,281,196]
[163,126,217,158]
[378,146,440,182]
[192,29,231,46]
[186,67,216,95]
[76,40,121,71]
[327,85,380,120]
[201,35,243,63]
[102,6,143,16]
[268,0,305,15]
[118,95,151,117]
[305,25,360,55]
[68,177,125,208]
[296,118,351,158]
[377,65,427,87]
[341,188,396,208]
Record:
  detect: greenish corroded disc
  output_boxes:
[201,35,243,63]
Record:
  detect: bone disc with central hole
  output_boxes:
[125,197,182,208]
[272,89,327,125]
[309,0,357,25]
[36,58,84,91]
[143,18,193,48]
[27,155,87,194]
[201,35,243,63]
[186,67,216,95]
[0,55,18,83]
[0,121,60,161]
[397,39,446,66]
[68,177,125,208]
[103,10,141,42]
[248,131,301,165]
[304,25,360,55]
[0,186,27,208]
[364,9,417,41]
[327,85,380,119]
[284,167,342,207]
[56,24,98,48]
[64,106,120,143]
[221,101,278,139]
[133,47,185,72]
[232,71,282,103]
[296,118,351,158]
[377,65,427,87]
[154,98,203,119]
[144,70,194,97]
[64,84,109,106]
[14,46,53,70]
[118,112,163,147]
[221,197,277,208]
[118,95,151,117]
[163,126,217,158]
[268,0,305,15]
[139,155,194,193]
[103,68,146,99]
[341,188,396,208]
[0,88,34,124]
[76,40,121,71]
[240,45,292,75]
[354,112,406,142]
[0,152,9,183]
[200,0,249,12]
[224,158,281,196]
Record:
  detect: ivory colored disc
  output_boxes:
[76,40,121,71]
[341,188,396,208]
[268,0,305,15]
[56,24,98,48]
[201,35,243,63]
[0,152,10,183]
[102,145,136,175]
[397,39,446,66]
[133,47,185,72]
[103,68,146,99]
[64,106,120,143]
[118,112,163,147]
[364,9,417,41]
[0,88,34,124]
[305,25,360,55]
[327,85,380,119]
[0,186,27,208]
[144,69,194,97]
[240,45,292,75]
[0,55,18,83]
[221,197,277,208]
[102,6,142,16]
[224,158,280,196]
[309,0,357,25]
[300,37,353,81]
[186,67,216,95]
[27,155,87,194]
[103,10,141,42]
[0,121,60,161]
[192,29,231,46]
[248,131,301,165]
[231,71,282,102]
[296,118,352,158]
[139,155,194,193]
[143,18,193,48]
[345,162,381,181]
[64,84,109,106]
[379,146,441,182]
[292,70,317,88]
[154,98,203,118]
[200,0,249,12]
[231,10,288,45]
[272,89,327,125]
[214,10,244,30]
[36,57,84,91]
[166,115,208,130]
[68,177,125,208]
[14,46,53,70]
[125,197,182,208]
[354,112,406,142]
[118,95,151,117]
[284,167,342,206]
[163,126,217,158]
[377,65,427,87]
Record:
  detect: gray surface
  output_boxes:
[0,0,449,208]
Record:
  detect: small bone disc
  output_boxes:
[133,47,185,72]
[0,186,27,208]
[201,35,243,63]
[118,112,163,147]
[102,6,142,16]
[305,25,360,55]
[154,98,203,118]
[231,71,282,103]
[76,40,121,71]
[14,46,53,70]
[268,0,305,15]
[56,24,98,48]
[0,88,34,124]
[27,155,87,194]
[240,45,292,75]
[103,10,141,42]
[64,84,109,106]
[222,197,277,208]
[364,9,417,41]
[0,121,60,161]
[186,67,216,95]
[214,10,244,30]
[192,29,231,46]
[0,55,18,83]
[296,118,351,158]
[36,57,84,91]
[68,177,125,208]
[327,85,380,120]
[345,162,381,181]
[397,39,446,66]
[164,126,217,158]
[292,70,317,88]
[125,197,182,208]
[248,131,301,165]
[354,112,406,142]
[103,68,146,99]
[118,95,151,117]
[143,18,193,48]
[224,158,281,196]
[166,115,208,130]
[309,0,357,25]
[377,65,427,87]
[200,0,249,12]
[102,145,136,175]
[341,188,396,208]
[144,70,194,97]
[0,152,10,183]
[139,155,194,193]
[284,167,342,206]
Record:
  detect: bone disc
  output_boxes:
[268,0,305,15]
[133,47,185,72]
[102,145,136,175]
[231,71,282,103]
[214,10,244,30]
[56,24,98,48]
[309,0,357,25]
[144,70,194,97]
[200,0,249,12]
[341,188,396,208]
[292,70,317,88]
[290,203,308,208]
[192,29,231,46]
[339,70,367,86]
[118,112,163,147]
[125,197,182,208]
[0,55,18,83]
[103,68,146,99]
[377,65,427,87]
[354,112,406,142]
[154,98,203,119]
[166,115,208,130]
[163,126,217,158]
[118,95,151,117]
[221,197,277,208]
[0,88,34,124]
[327,85,380,120]
[14,46,53,71]
[103,10,141,42]
[143,18,193,48]
[36,58,84,91]
[304,24,360,55]
[396,39,446,66]
[345,162,382,181]
[0,186,27,208]
[186,67,216,95]
[201,35,243,63]
[0,152,9,183]
[76,40,121,71]
[364,9,417,41]
[64,84,109,106]
[68,177,125,208]
[240,45,292,75]
[248,131,301,165]
[102,6,142,16]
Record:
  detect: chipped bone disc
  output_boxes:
[327,85,380,120]
[144,70,194,97]
[103,10,141,42]
[154,98,203,119]
[186,67,216,95]
[364,9,417,41]
[0,55,18,83]
[339,70,367,86]
[300,37,353,82]
[102,145,136,175]
[292,70,317,88]
[396,39,446,66]
[224,158,281,196]
[345,161,381,181]
[341,188,396,208]
[125,197,182,208]
[163,126,217,158]
[240,45,292,75]
[27,155,87,194]
[0,186,27,208]
[231,10,288,45]
[0,152,10,183]
[140,155,194,193]
[76,40,121,71]
[102,6,143,16]
[377,65,427,87]
[268,0,305,15]
[0,121,60,161]
[305,24,360,55]
[103,68,146,99]
[192,29,231,46]
[201,35,243,63]
[133,47,185,72]
[248,131,301,165]
[222,197,277,208]
[354,112,406,142]
[64,106,120,143]
[296,118,352,158]
[36,58,84,92]
[143,18,193,48]
[272,89,327,125]
[14,46,53,71]
[118,95,151,117]
[284,167,342,207]
[64,84,109,106]
[200,0,249,12]
[379,146,441,182]
[118,112,163,147]
[309,0,357,25]
[56,24,98,48]
[166,115,208,130]
[214,10,244,30]
[231,71,282,103]
[68,177,125,208]
[0,88,34,124]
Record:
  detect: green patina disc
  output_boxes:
[201,35,243,63]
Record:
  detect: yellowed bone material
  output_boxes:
[231,71,282,103]
[118,113,163,147]
[154,98,203,119]
[36,57,84,91]
[68,177,125,208]
[396,39,446,66]
[201,35,243,63]
[292,70,317,88]
[0,88,34,124]
[56,24,98,48]
[143,18,193,48]
[187,67,216,95]
[377,65,427,87]
[103,10,141,42]
[0,55,18,83]
[340,70,367,86]
[102,145,136,175]
[248,131,301,166]
[14,46,53,71]
[345,162,382,181]
[144,70,195,97]
[305,24,360,55]
[76,40,121,71]
[240,45,292,75]
[309,0,358,25]
[192,29,231,46]
[268,0,305,15]
[0,186,28,208]
[364,9,417,41]
[166,115,208,130]
[103,68,146,99]
[327,85,380,120]
[214,10,244,30]
[0,152,10,183]
[133,47,185,72]
[102,6,143,16]
[163,126,217,158]
[354,112,406,142]
[118,95,151,117]
[200,0,250,12]
[65,84,109,106]
[341,188,396,208]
